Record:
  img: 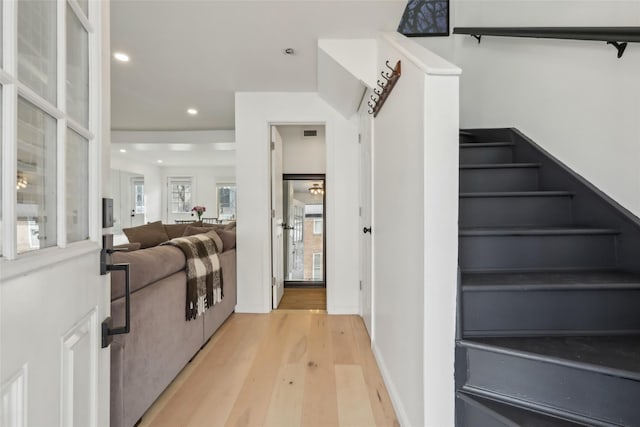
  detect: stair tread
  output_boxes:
[466,336,640,376]
[460,163,540,169]
[459,227,620,236]
[459,392,584,426]
[460,142,515,148]
[462,271,640,289]
[460,191,573,198]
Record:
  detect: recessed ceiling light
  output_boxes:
[113,52,130,62]
[157,160,163,164]
[119,149,127,153]
[187,108,198,115]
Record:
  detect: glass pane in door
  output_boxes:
[66,129,89,243]
[283,179,324,283]
[17,97,57,253]
[18,0,57,103]
[66,5,89,127]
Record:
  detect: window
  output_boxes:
[313,218,323,234]
[217,184,236,220]
[169,178,192,213]
[1,0,95,259]
[312,252,322,281]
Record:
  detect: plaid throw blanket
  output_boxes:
[162,233,222,320]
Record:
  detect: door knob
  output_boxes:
[363,227,372,234]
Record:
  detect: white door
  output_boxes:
[360,111,374,337]
[130,177,145,227]
[1,1,109,426]
[271,126,285,308]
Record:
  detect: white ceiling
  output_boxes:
[110,0,407,131]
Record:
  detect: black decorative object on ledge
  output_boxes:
[453,27,640,58]
[398,0,450,37]
[368,60,402,118]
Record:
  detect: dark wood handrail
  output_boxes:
[453,27,640,58]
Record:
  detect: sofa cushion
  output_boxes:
[111,245,186,300]
[217,230,236,251]
[114,242,142,252]
[123,221,170,249]
[164,223,189,239]
[182,226,223,253]
[223,221,236,230]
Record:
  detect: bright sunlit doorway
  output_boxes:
[283,174,326,289]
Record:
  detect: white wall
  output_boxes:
[420,0,640,217]
[369,33,460,427]
[235,92,360,314]
[160,166,235,222]
[278,125,326,174]
[111,154,163,223]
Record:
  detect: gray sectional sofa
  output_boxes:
[109,233,236,427]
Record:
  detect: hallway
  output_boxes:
[139,311,398,427]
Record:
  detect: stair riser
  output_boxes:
[460,196,573,228]
[460,345,640,426]
[459,234,617,271]
[460,168,539,192]
[456,396,513,427]
[462,289,640,337]
[460,147,514,164]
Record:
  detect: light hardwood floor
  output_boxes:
[278,288,327,310]
[139,311,399,427]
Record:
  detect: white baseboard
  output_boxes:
[326,305,359,315]
[371,339,411,427]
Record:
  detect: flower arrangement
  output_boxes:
[191,205,206,220]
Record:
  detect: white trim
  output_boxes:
[0,364,29,427]
[371,340,410,427]
[17,84,65,120]
[326,305,359,315]
[0,69,14,85]
[382,32,461,76]
[66,0,93,34]
[67,117,93,140]
[56,0,67,248]
[111,129,235,144]
[2,0,17,76]
[89,0,102,243]
[2,83,17,259]
[0,240,100,281]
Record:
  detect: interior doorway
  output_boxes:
[283,174,326,288]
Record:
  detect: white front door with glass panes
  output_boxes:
[131,177,145,227]
[0,1,110,425]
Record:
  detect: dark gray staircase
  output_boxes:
[456,129,640,426]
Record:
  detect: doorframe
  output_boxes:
[282,173,326,289]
